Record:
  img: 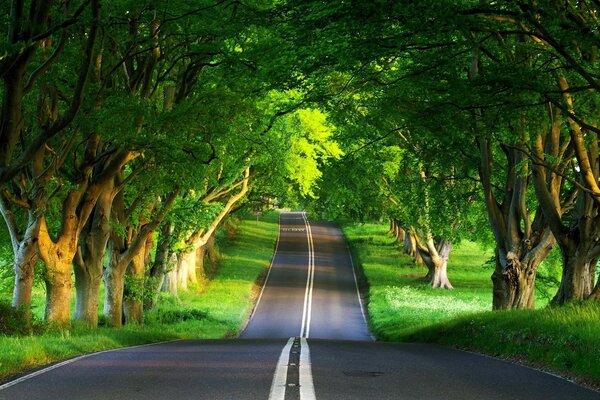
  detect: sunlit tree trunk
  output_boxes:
[177,251,192,290]
[429,239,452,289]
[162,253,179,296]
[395,221,405,242]
[194,234,217,288]
[38,197,87,328]
[179,167,250,289]
[418,236,453,289]
[403,228,421,263]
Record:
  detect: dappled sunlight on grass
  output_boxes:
[341,220,493,339]
[383,286,487,314]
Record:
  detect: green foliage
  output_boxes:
[0,238,12,298]
[150,308,208,324]
[284,108,342,198]
[123,276,145,303]
[536,247,563,301]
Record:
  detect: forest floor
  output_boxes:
[341,220,600,390]
[0,211,279,381]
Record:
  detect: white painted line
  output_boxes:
[305,216,315,338]
[300,212,316,338]
[346,242,375,341]
[299,338,317,400]
[248,212,282,322]
[0,339,179,391]
[268,337,295,400]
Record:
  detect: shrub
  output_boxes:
[0,300,31,335]
[152,308,208,324]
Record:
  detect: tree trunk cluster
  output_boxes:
[0,4,256,331]
[389,218,423,265]
[389,218,453,289]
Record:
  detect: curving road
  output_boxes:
[0,212,597,400]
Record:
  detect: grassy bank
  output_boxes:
[0,211,279,381]
[342,221,600,388]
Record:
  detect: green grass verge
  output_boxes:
[0,211,279,381]
[342,220,600,388]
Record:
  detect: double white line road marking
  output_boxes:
[269,337,316,400]
[269,212,317,400]
[300,212,315,339]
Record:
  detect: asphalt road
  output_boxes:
[241,212,371,340]
[0,212,598,399]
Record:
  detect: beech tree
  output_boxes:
[277,0,600,306]
[464,2,600,303]
[3,0,600,332]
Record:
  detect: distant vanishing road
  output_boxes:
[1,212,598,399]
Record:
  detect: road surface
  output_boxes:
[0,212,597,399]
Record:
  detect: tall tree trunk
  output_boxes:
[395,222,406,242]
[1,197,40,318]
[12,249,37,316]
[532,78,600,303]
[418,237,453,289]
[73,185,113,326]
[38,214,82,328]
[103,257,126,328]
[73,264,102,326]
[124,245,147,325]
[552,246,598,303]
[162,253,179,296]
[403,229,421,264]
[491,247,547,309]
[470,42,556,309]
[430,239,453,289]
[105,189,178,326]
[195,244,207,282]
[43,259,73,327]
[11,214,39,317]
[177,250,193,290]
[146,223,173,309]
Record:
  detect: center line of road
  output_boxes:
[269,337,295,400]
[300,212,315,339]
[268,337,317,400]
